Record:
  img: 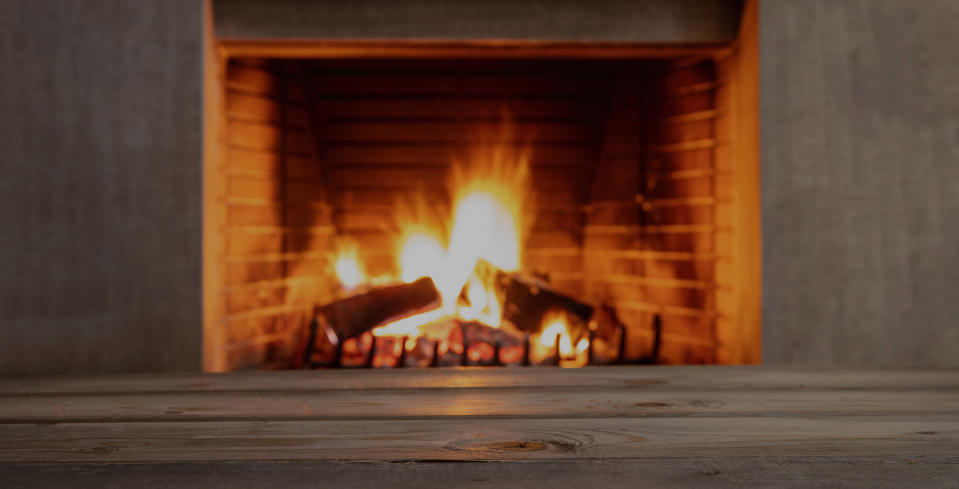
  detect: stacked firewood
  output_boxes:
[300,260,596,367]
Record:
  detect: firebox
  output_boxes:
[205,40,759,371]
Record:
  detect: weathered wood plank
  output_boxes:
[1,366,956,395]
[1,415,956,463]
[1,387,956,423]
[0,367,956,485]
[4,456,957,489]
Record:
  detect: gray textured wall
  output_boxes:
[761,0,959,366]
[0,1,205,375]
[213,0,742,42]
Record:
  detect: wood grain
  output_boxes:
[1,367,956,485]
[2,366,956,394]
[2,415,957,463]
[4,456,957,489]
[1,387,956,423]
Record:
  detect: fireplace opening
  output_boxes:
[208,49,759,371]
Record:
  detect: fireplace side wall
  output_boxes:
[584,62,732,364]
[219,60,338,370]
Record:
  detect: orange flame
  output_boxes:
[333,243,365,291]
[539,312,570,352]
[537,311,589,366]
[369,122,531,339]
[328,120,591,364]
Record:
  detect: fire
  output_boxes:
[457,272,504,327]
[380,185,521,337]
[333,244,365,290]
[366,123,531,339]
[398,232,446,284]
[375,183,523,339]
[539,312,579,356]
[324,120,591,366]
[444,191,522,284]
[368,307,448,338]
[536,311,589,366]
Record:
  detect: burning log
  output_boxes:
[458,320,524,348]
[464,259,594,335]
[501,272,594,335]
[456,321,525,366]
[316,276,441,341]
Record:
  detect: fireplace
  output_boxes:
[206,46,759,371]
[203,1,759,371]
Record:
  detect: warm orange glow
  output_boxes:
[558,333,574,357]
[537,311,590,363]
[370,307,447,338]
[396,232,444,283]
[334,244,365,290]
[442,191,522,293]
[368,122,531,340]
[327,121,591,365]
[539,312,571,351]
[457,275,502,327]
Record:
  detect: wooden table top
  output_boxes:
[0,366,957,487]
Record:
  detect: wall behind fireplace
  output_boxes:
[761,0,959,366]
[2,0,957,374]
[0,1,206,375]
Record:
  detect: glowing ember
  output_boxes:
[368,307,447,338]
[539,311,577,354]
[533,311,590,366]
[539,315,566,349]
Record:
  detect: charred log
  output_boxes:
[502,273,594,335]
[458,320,524,348]
[317,276,441,341]
[465,259,594,335]
[457,320,524,366]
